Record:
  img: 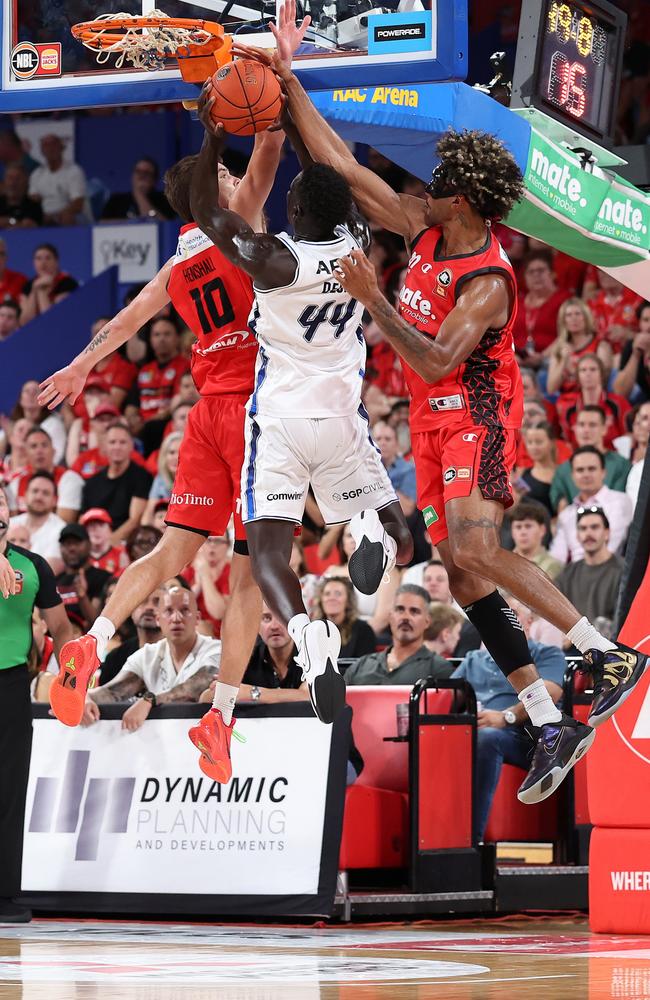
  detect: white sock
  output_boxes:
[566,616,617,655]
[212,682,239,726]
[288,612,310,646]
[88,616,116,660]
[518,678,562,727]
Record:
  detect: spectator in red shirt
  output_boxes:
[0,238,26,302]
[19,243,78,325]
[13,426,83,522]
[559,354,631,449]
[0,298,20,341]
[182,535,231,638]
[71,404,146,479]
[513,250,570,365]
[0,417,32,491]
[85,316,138,410]
[613,300,650,402]
[11,379,66,461]
[80,507,129,576]
[588,270,643,353]
[136,316,190,455]
[546,298,613,397]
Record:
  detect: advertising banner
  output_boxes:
[92,224,159,283]
[22,712,342,908]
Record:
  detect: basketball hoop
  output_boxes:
[71,9,243,83]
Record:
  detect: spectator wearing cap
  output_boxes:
[0,299,20,341]
[11,428,83,522]
[84,318,138,410]
[550,406,631,513]
[556,508,624,626]
[0,164,43,228]
[55,523,111,629]
[142,433,182,525]
[101,157,175,222]
[0,238,27,302]
[19,244,79,325]
[10,471,65,572]
[81,508,128,576]
[28,134,89,226]
[81,424,152,542]
[550,447,633,563]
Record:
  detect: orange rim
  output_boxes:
[71,16,228,56]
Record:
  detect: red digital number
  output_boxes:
[548,51,587,119]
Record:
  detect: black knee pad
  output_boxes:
[462,590,532,678]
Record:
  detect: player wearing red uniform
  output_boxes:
[280,65,648,806]
[37,5,310,784]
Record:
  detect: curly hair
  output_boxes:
[436,129,525,220]
[294,164,352,235]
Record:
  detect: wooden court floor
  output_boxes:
[0,917,649,998]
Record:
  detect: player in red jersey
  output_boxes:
[37,5,311,781]
[278,63,648,805]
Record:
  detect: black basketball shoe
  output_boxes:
[517,713,596,805]
[348,509,397,595]
[586,643,649,728]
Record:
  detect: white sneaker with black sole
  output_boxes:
[295,619,345,724]
[348,508,397,595]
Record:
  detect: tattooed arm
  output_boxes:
[37,258,174,409]
[89,671,145,704]
[156,665,219,705]
[335,250,512,383]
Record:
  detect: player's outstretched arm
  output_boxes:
[276,58,426,241]
[37,261,173,409]
[191,109,296,290]
[335,250,509,383]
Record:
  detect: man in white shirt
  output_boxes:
[28,134,89,225]
[551,447,633,563]
[10,472,65,572]
[85,586,220,730]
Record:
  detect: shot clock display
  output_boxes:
[511,0,627,148]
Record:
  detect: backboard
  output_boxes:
[1,0,467,113]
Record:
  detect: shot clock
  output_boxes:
[511,0,627,149]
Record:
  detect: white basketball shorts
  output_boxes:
[241,409,398,525]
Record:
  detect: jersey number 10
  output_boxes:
[189,278,235,335]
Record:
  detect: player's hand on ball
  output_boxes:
[335,249,380,305]
[38,364,87,409]
[270,0,311,64]
[197,82,225,140]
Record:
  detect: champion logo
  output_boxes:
[462,433,478,443]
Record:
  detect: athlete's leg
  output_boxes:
[378,500,414,565]
[217,550,262,689]
[246,517,346,724]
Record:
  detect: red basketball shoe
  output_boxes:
[49,634,100,727]
[188,709,238,784]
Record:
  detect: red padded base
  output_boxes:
[339,784,408,869]
[484,763,559,843]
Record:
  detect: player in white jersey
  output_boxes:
[191,101,413,723]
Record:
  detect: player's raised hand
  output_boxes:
[197,81,225,141]
[270,0,311,65]
[38,364,87,409]
[334,250,381,306]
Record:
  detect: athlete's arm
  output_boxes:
[335,249,510,383]
[275,56,426,241]
[230,129,284,230]
[191,122,297,290]
[38,260,173,409]
[41,603,74,662]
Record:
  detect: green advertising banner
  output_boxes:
[508,130,650,268]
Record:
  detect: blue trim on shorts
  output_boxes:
[357,402,382,457]
[245,346,268,519]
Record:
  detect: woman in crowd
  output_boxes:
[515,423,558,516]
[19,243,78,325]
[559,354,631,449]
[142,432,182,524]
[513,250,570,366]
[613,300,650,401]
[11,379,66,462]
[623,402,650,509]
[546,298,612,396]
[312,577,376,659]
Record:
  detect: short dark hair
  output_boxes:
[134,156,159,179]
[25,426,52,444]
[395,583,430,606]
[636,299,650,321]
[510,499,550,528]
[106,420,132,437]
[571,445,605,469]
[164,155,197,223]
[294,164,352,235]
[576,505,610,529]
[34,242,59,259]
[27,470,56,489]
[436,128,525,220]
[150,315,180,335]
[523,249,554,272]
[0,298,20,318]
[577,404,606,423]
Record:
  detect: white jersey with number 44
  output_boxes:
[247,225,366,419]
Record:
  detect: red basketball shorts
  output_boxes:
[166,394,247,540]
[411,421,518,545]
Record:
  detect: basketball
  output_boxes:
[208,58,283,136]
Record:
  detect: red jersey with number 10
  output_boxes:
[167,223,256,397]
[398,226,523,431]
